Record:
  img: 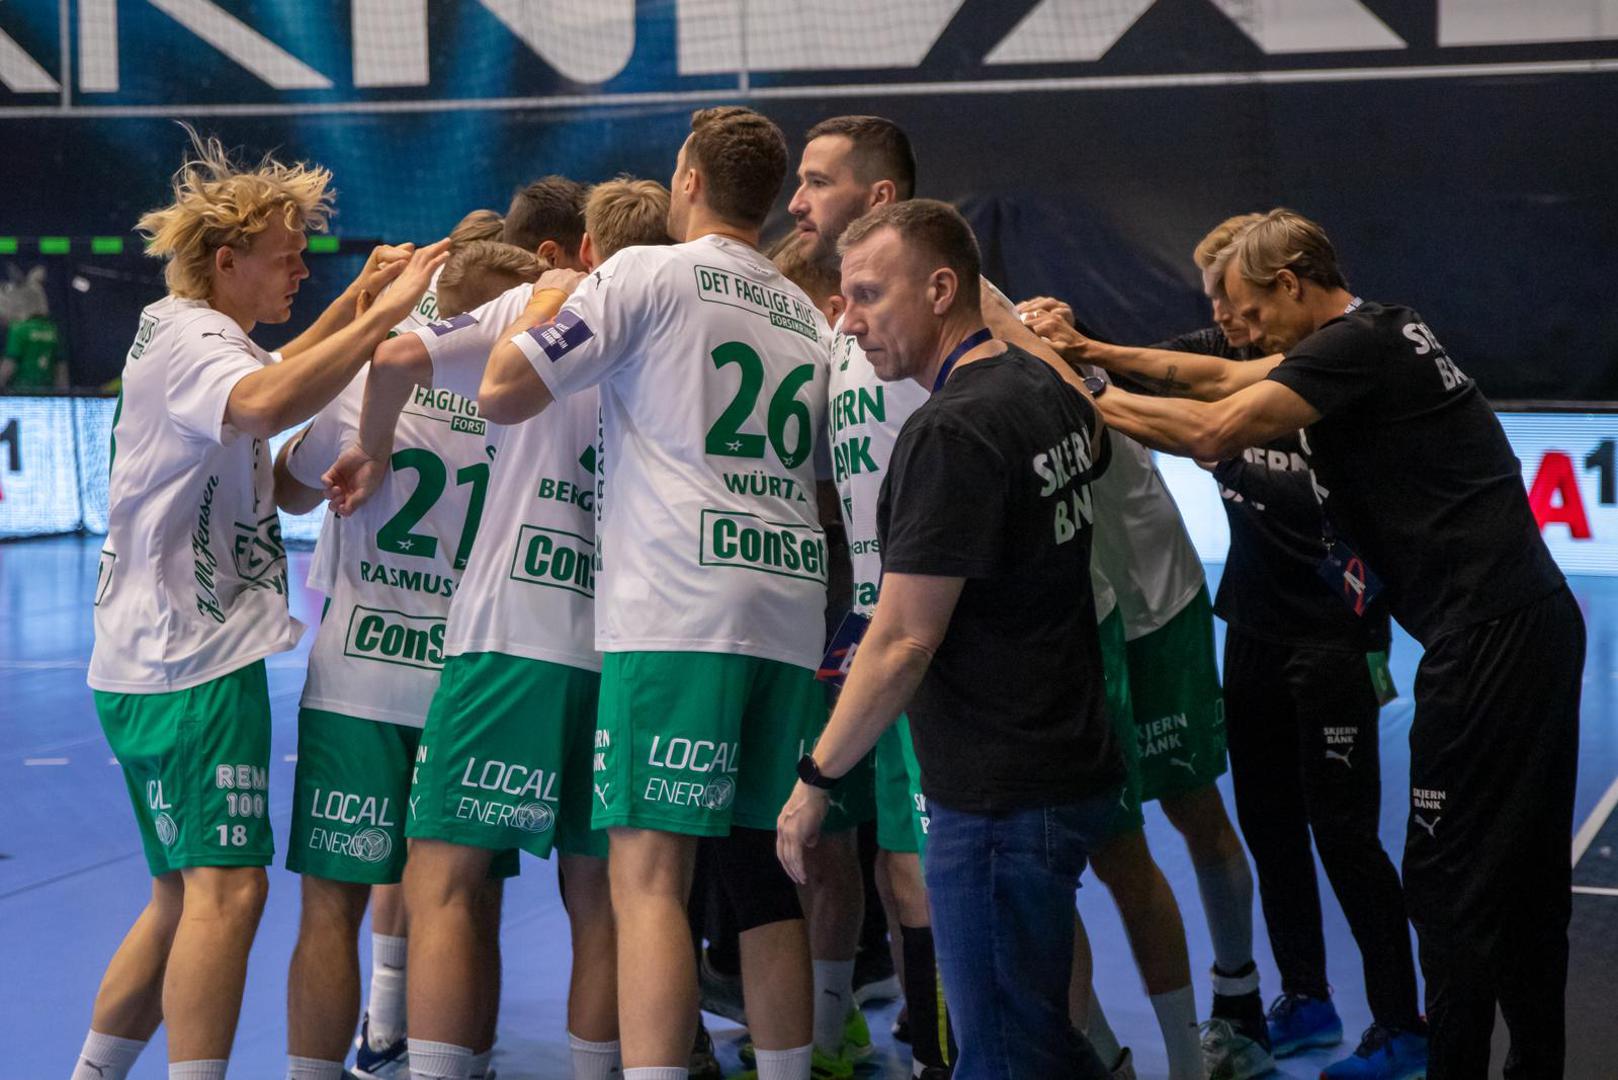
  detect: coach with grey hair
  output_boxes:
[775,199,1123,1080]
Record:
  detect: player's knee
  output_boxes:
[403,839,490,910]
[184,865,269,922]
[606,827,694,904]
[882,852,929,924]
[299,875,370,932]
[1161,785,1233,847]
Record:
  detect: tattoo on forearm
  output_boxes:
[1152,364,1193,395]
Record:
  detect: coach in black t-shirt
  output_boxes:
[1093,209,1582,1079]
[775,200,1122,1080]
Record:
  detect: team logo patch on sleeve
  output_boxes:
[527,310,594,362]
[428,312,479,336]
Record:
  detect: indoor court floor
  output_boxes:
[3,535,1615,1078]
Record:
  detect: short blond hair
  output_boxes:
[449,209,504,248]
[1193,212,1263,270]
[1223,209,1349,291]
[435,240,546,318]
[137,126,333,300]
[586,178,672,261]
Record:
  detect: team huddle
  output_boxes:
[73,107,1583,1080]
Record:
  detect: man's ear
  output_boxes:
[869,180,898,209]
[536,239,562,267]
[578,233,598,272]
[929,268,958,316]
[215,245,236,278]
[1277,267,1302,301]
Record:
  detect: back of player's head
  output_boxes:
[585,178,673,262]
[137,124,333,300]
[435,240,545,318]
[1193,212,1263,271]
[840,198,981,312]
[504,176,588,259]
[449,209,504,249]
[769,232,840,313]
[804,115,916,200]
[686,107,789,228]
[1225,209,1348,291]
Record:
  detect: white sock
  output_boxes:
[169,1062,227,1080]
[286,1056,345,1080]
[408,1039,474,1080]
[72,1031,147,1080]
[1194,852,1255,977]
[1149,985,1204,1080]
[622,1069,686,1079]
[569,1033,623,1079]
[368,932,409,1046]
[755,1043,813,1080]
[1085,985,1124,1068]
[469,1048,493,1079]
[811,958,856,1055]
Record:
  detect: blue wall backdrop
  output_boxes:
[2,1,1616,397]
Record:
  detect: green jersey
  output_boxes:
[4,317,61,389]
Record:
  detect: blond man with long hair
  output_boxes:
[74,129,444,1080]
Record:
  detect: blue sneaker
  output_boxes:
[1267,993,1343,1058]
[1320,1025,1428,1080]
[351,1013,409,1080]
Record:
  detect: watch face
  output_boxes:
[1083,375,1107,396]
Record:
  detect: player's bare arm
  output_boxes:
[477,269,584,424]
[271,426,323,514]
[1098,377,1318,461]
[278,242,415,359]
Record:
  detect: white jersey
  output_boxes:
[89,296,304,692]
[516,236,831,669]
[826,326,928,617]
[415,283,602,671]
[286,366,493,727]
[1090,428,1205,640]
[393,266,442,333]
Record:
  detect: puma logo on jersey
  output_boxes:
[1325,748,1353,769]
[200,329,232,341]
[1413,813,1440,838]
[594,783,612,809]
[1169,755,1197,774]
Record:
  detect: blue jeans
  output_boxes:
[924,793,1119,1080]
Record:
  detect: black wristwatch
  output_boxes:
[796,753,839,790]
[1083,374,1108,398]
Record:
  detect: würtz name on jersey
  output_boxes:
[694,265,820,341]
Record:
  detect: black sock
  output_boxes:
[901,923,957,1071]
[1212,960,1268,1047]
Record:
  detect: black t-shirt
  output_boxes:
[1267,302,1563,646]
[1151,327,1390,651]
[876,344,1123,813]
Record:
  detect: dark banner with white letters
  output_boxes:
[2,1,1616,397]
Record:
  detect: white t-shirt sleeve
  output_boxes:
[284,372,363,489]
[512,249,656,399]
[414,283,536,400]
[164,316,267,445]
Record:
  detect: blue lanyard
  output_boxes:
[932,327,993,394]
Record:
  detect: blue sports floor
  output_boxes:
[3,536,1615,1078]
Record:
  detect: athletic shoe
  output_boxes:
[1267,993,1344,1057]
[1109,1046,1138,1080]
[853,945,901,1005]
[914,1068,953,1080]
[699,948,748,1024]
[734,1046,855,1079]
[1320,1024,1428,1080]
[690,1021,723,1080]
[892,1006,912,1044]
[351,1014,409,1080]
[844,1004,875,1061]
[1201,1017,1276,1080]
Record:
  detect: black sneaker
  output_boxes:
[690,1020,723,1080]
[892,1005,911,1045]
[852,945,900,1006]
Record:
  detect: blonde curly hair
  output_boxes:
[137,125,334,299]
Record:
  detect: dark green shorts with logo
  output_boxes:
[1126,586,1227,803]
[94,660,274,877]
[288,709,518,884]
[874,722,919,854]
[408,652,606,861]
[592,651,820,837]
[1099,607,1147,839]
[897,716,929,858]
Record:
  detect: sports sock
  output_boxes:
[169,1062,227,1080]
[1194,852,1255,976]
[72,1031,146,1080]
[623,1069,686,1079]
[1149,985,1203,1080]
[369,932,409,1046]
[812,958,856,1055]
[900,924,955,1070]
[469,1048,493,1079]
[569,1033,622,1079]
[1211,959,1266,1042]
[755,1044,813,1080]
[1085,986,1124,1069]
[408,1038,473,1080]
[286,1056,344,1080]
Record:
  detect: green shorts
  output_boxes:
[874,723,918,854]
[898,716,930,858]
[407,652,606,860]
[592,651,821,837]
[288,709,519,883]
[1126,586,1227,803]
[1099,607,1147,839]
[94,660,274,876]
